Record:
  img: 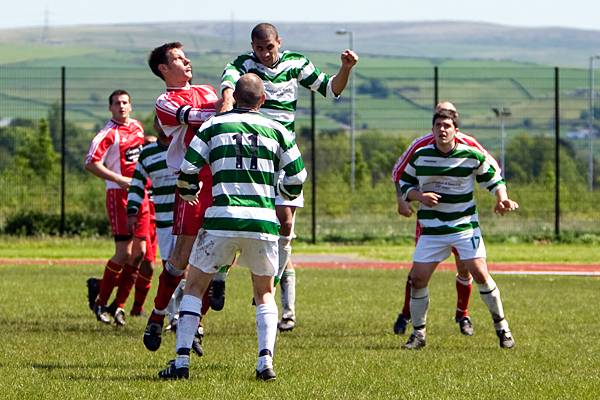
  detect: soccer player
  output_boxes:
[390,102,500,337]
[127,136,158,317]
[128,117,209,352]
[143,42,218,352]
[88,137,157,318]
[84,89,149,326]
[127,117,176,316]
[217,22,358,331]
[158,73,306,381]
[398,109,518,350]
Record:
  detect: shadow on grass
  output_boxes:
[1,316,144,336]
[31,361,140,370]
[28,361,236,382]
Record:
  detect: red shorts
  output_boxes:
[106,188,150,239]
[415,222,458,257]
[144,201,157,262]
[172,180,213,236]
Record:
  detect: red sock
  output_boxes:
[401,276,412,318]
[113,264,139,309]
[150,268,184,323]
[132,269,153,315]
[455,275,473,320]
[96,260,123,306]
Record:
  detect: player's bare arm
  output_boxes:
[176,175,203,205]
[494,187,519,215]
[407,189,441,208]
[85,161,131,189]
[218,88,235,113]
[395,182,413,217]
[331,50,359,96]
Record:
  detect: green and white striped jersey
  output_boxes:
[399,143,505,236]
[220,51,338,132]
[178,108,307,241]
[127,141,176,229]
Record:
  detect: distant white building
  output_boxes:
[0,118,13,128]
[566,129,591,140]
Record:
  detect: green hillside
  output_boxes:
[2,20,599,67]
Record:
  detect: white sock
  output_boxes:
[167,279,186,322]
[175,354,190,369]
[410,286,429,329]
[256,301,278,360]
[276,236,292,282]
[152,307,168,316]
[257,353,273,373]
[413,327,426,339]
[280,270,296,319]
[477,277,507,326]
[495,319,510,332]
[165,260,185,277]
[175,295,202,368]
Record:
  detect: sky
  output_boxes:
[3,0,599,31]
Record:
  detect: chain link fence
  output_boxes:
[0,64,598,240]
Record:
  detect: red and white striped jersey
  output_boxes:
[391,131,501,183]
[155,84,218,173]
[85,118,145,190]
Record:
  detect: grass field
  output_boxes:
[0,258,600,399]
[1,256,599,399]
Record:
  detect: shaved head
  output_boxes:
[251,23,279,41]
[435,101,457,114]
[233,73,265,109]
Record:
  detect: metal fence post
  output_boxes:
[434,66,439,108]
[60,66,66,236]
[554,66,560,239]
[311,91,317,244]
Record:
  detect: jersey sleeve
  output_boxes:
[177,121,211,199]
[127,159,149,215]
[277,126,307,200]
[475,150,506,194]
[296,54,336,99]
[398,154,420,200]
[391,134,433,182]
[85,127,115,165]
[155,88,217,133]
[155,95,184,136]
[220,55,248,93]
[186,92,217,125]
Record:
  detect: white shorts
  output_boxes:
[156,227,177,261]
[275,170,304,207]
[275,191,304,207]
[413,228,486,263]
[188,230,278,276]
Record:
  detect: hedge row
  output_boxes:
[3,211,109,236]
